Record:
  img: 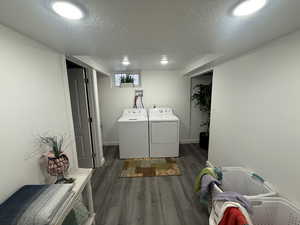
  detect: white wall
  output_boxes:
[0,24,77,203]
[98,70,191,145]
[209,30,300,205]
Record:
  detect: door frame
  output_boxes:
[66,55,104,167]
[189,69,213,147]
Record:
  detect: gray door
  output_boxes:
[68,68,94,168]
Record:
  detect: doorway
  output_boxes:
[66,60,95,168]
[190,70,213,151]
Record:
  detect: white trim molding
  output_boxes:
[104,139,199,146]
[179,139,199,144]
[100,157,106,166]
[182,54,222,76]
[103,141,119,146]
[73,55,110,76]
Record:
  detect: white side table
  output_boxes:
[50,168,96,225]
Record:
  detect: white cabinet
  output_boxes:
[149,120,179,158]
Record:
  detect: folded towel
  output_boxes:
[218,207,248,225]
[194,167,222,193]
[213,191,253,214]
[200,175,221,206]
[201,175,221,194]
[209,201,253,225]
[0,184,73,225]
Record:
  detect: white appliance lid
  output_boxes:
[123,108,147,116]
[149,115,179,122]
[118,108,148,122]
[149,108,173,115]
[148,108,179,121]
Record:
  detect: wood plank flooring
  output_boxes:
[91,144,209,225]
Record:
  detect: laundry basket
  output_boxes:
[212,167,276,200]
[210,197,300,225]
[250,197,300,225]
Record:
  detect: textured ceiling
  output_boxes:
[0,0,300,71]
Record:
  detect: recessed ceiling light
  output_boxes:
[122,56,130,66]
[52,1,84,20]
[233,0,267,17]
[160,55,168,65]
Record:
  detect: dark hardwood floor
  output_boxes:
[91,144,209,225]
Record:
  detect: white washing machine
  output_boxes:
[148,108,179,157]
[118,109,149,159]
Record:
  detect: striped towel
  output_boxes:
[0,184,73,225]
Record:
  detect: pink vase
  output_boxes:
[46,152,70,177]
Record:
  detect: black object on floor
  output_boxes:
[199,132,209,150]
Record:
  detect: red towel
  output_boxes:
[218,207,249,225]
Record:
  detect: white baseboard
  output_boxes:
[100,157,105,166]
[206,160,214,167]
[104,139,199,145]
[103,141,119,146]
[180,139,199,144]
[94,156,106,168]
